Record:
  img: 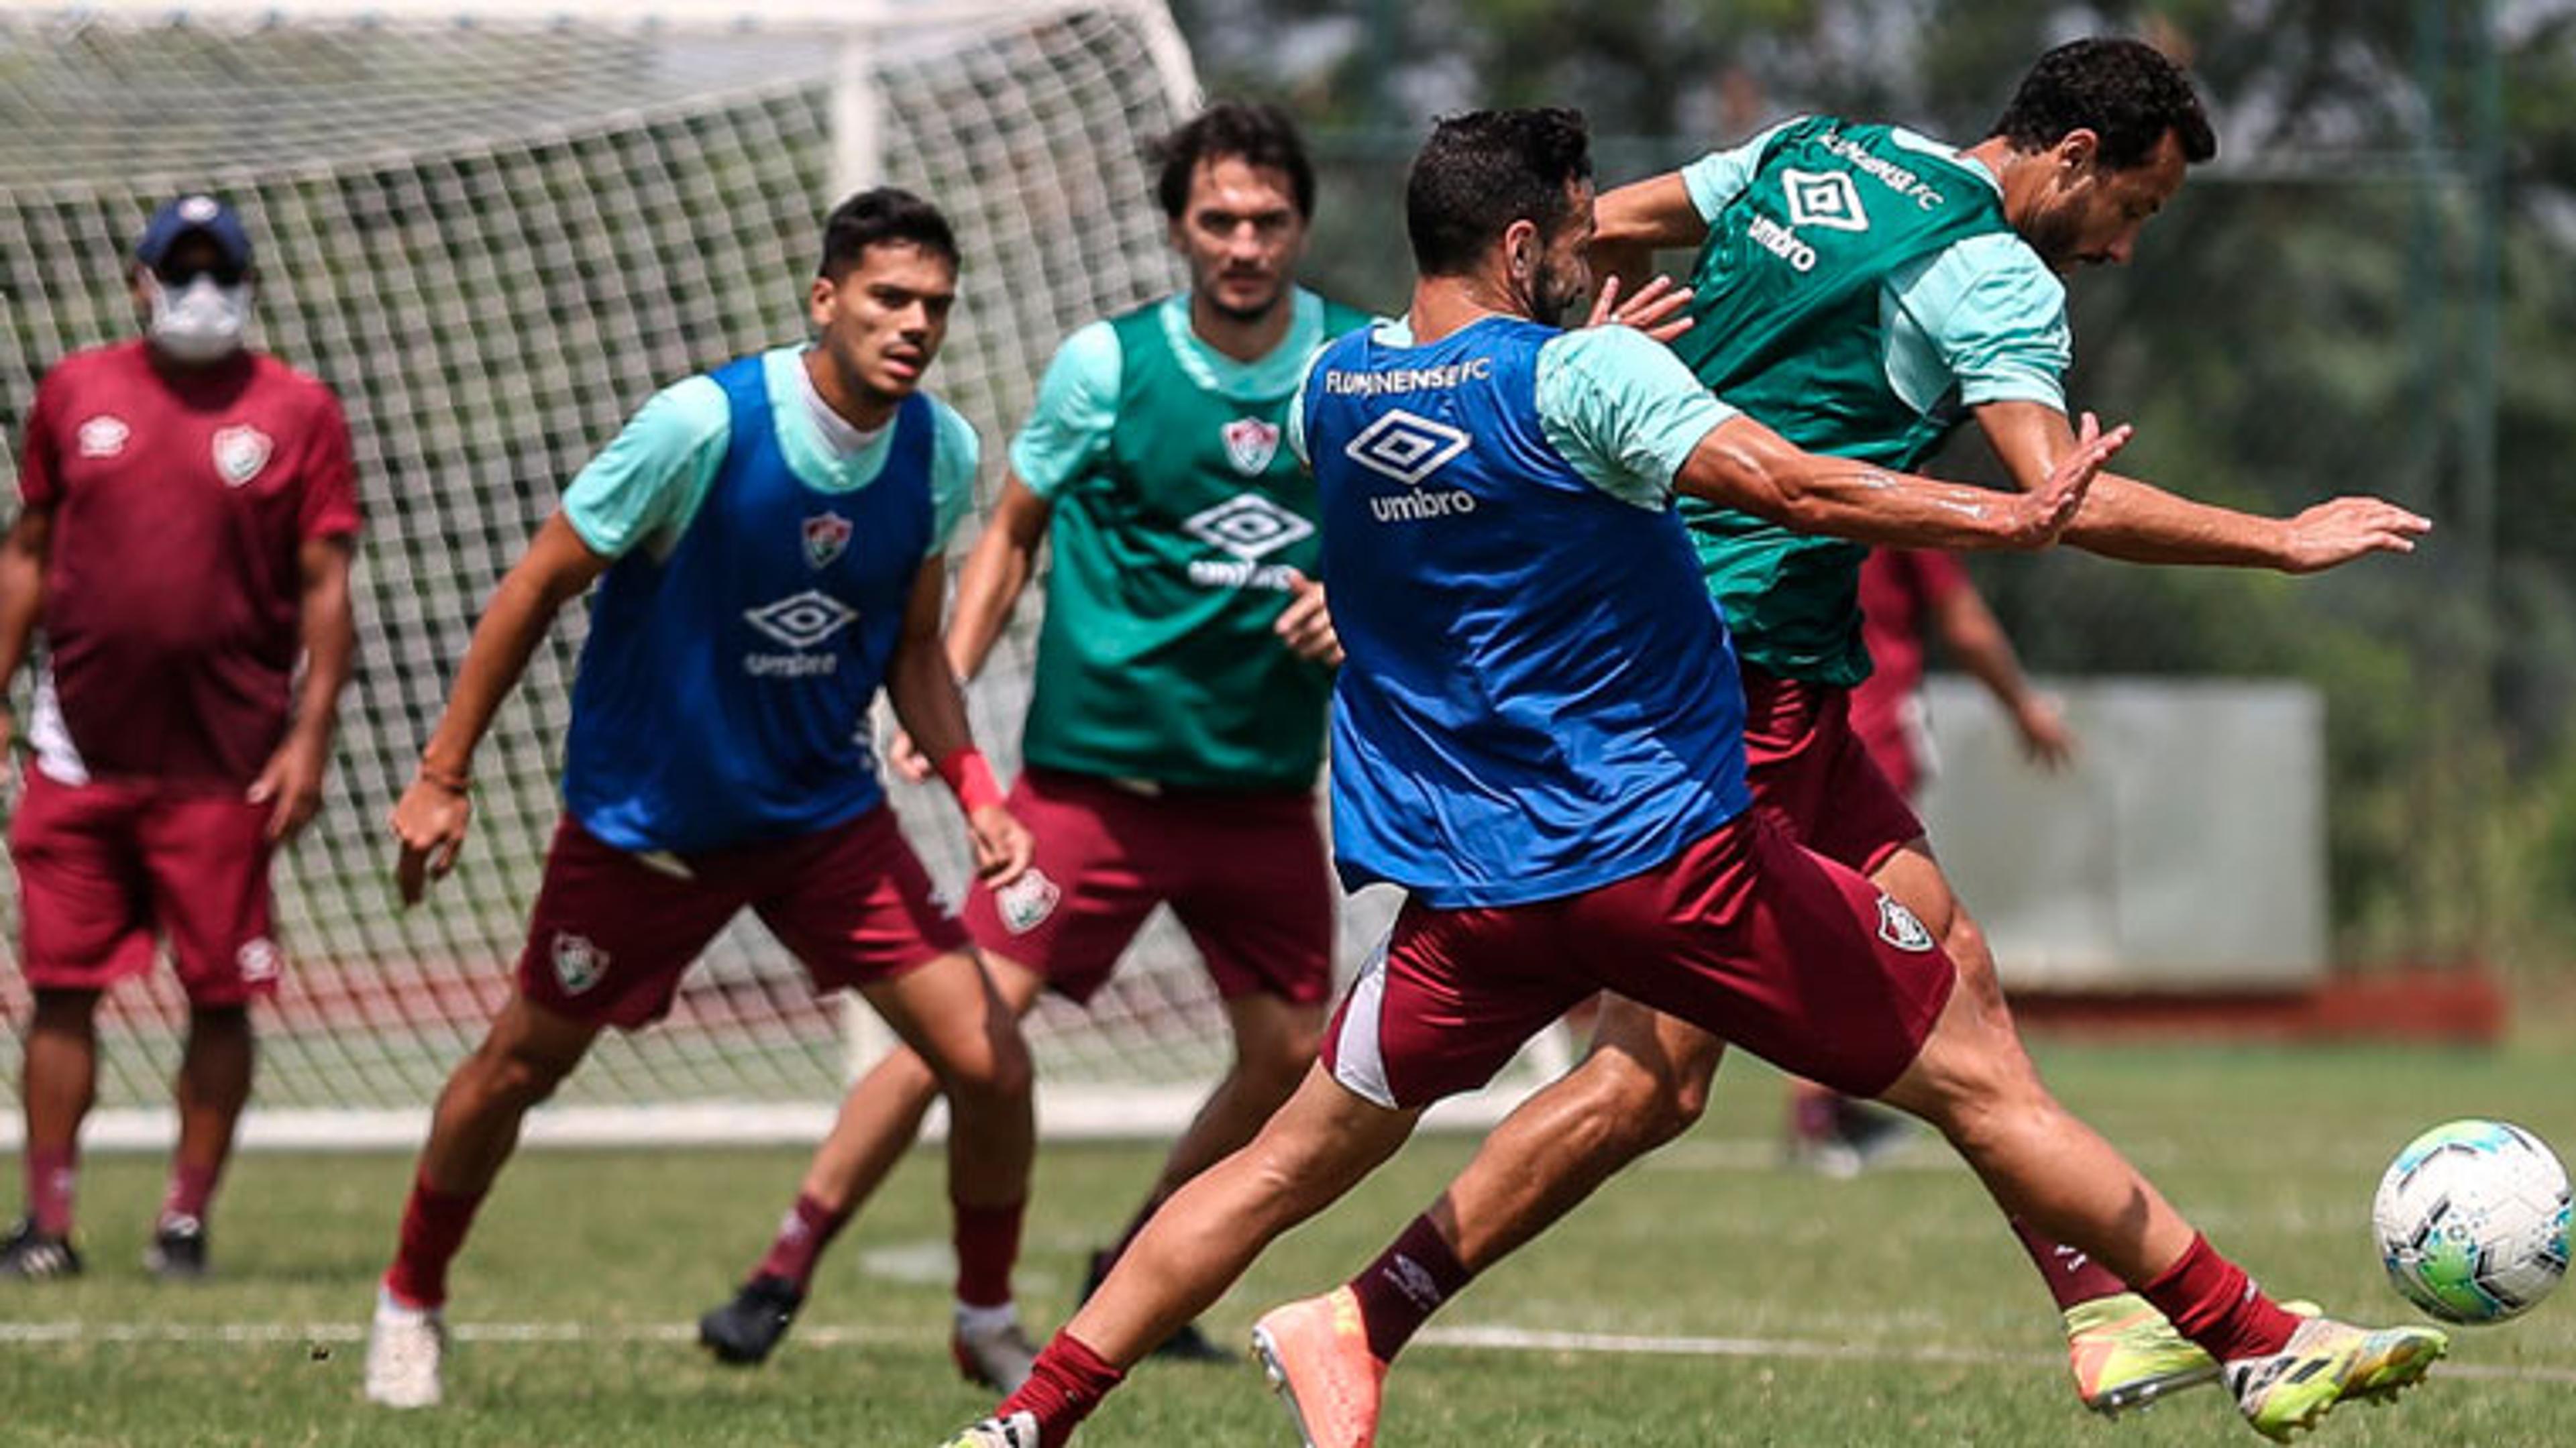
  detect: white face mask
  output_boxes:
[146,274,250,362]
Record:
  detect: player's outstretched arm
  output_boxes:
[1678,410,2131,552]
[884,555,1030,886]
[391,512,611,905]
[251,534,356,842]
[0,506,53,779]
[1975,398,2432,571]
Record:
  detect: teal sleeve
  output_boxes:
[561,376,731,558]
[1007,321,1120,498]
[1536,328,1740,509]
[927,400,981,557]
[1894,233,2070,408]
[1287,364,1313,468]
[1680,119,1798,223]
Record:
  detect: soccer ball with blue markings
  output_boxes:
[2371,1119,2570,1325]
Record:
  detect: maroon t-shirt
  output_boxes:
[15,340,359,787]
[1848,547,1968,796]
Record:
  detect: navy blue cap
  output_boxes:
[133,194,253,273]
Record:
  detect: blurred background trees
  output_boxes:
[1173,0,2576,972]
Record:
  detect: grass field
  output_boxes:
[3,1036,2572,1446]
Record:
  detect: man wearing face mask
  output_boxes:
[0,195,360,1283]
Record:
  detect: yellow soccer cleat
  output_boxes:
[2064,1291,2220,1415]
[2226,1316,2447,1442]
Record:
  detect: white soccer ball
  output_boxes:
[2371,1118,2571,1325]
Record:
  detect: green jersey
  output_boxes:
[1672,117,2072,686]
[1014,289,1374,790]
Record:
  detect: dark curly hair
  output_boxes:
[1405,107,1593,277]
[1992,37,2216,170]
[1148,101,1317,221]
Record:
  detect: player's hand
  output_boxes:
[2005,411,2130,548]
[2275,496,2433,574]
[1275,569,1343,668]
[1584,274,1695,343]
[390,775,473,907]
[249,733,329,842]
[965,802,1032,887]
[2013,695,2078,771]
[882,726,936,784]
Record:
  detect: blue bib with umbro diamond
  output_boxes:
[563,355,934,852]
[1303,317,1752,909]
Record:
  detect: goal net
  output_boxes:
[0,0,1465,1152]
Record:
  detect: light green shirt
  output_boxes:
[1682,121,2071,412]
[1289,317,1737,511]
[564,345,977,561]
[1012,288,1340,496]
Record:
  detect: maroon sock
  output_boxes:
[753,1192,853,1293]
[1347,1213,1474,1363]
[2139,1233,2301,1362]
[382,1172,487,1310]
[160,1162,222,1229]
[997,1331,1125,1448]
[2010,1217,2131,1311]
[25,1146,76,1237]
[952,1195,1024,1309]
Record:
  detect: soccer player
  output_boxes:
[1258,38,2436,1437]
[695,102,1373,1381]
[0,195,359,1282]
[1850,547,2075,801]
[1788,546,2074,1173]
[938,107,2444,1448]
[362,189,1036,1410]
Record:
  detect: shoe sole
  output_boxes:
[1250,1323,1322,1448]
[2084,1362,2221,1417]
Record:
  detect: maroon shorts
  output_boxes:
[1320,814,1955,1109]
[9,769,280,1007]
[960,767,1333,1007]
[517,806,970,1031]
[1741,667,1925,875]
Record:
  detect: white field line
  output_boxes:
[1,1319,2569,1386]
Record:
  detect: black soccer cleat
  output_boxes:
[0,1219,83,1281]
[144,1215,209,1281]
[698,1273,803,1366]
[1085,1247,1236,1364]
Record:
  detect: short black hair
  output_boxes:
[818,187,959,280]
[1405,107,1593,278]
[1992,37,2217,170]
[1148,100,1317,220]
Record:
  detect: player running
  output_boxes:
[364,190,1036,1409]
[938,107,2444,1448]
[694,101,1372,1384]
[1,195,359,1283]
[1258,38,2434,1439]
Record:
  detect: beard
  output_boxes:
[2019,207,2085,274]
[1529,265,1585,328]
[1203,276,1287,324]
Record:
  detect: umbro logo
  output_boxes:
[1183,494,1313,563]
[1345,409,1469,486]
[743,590,857,650]
[1782,169,1870,232]
[76,414,129,458]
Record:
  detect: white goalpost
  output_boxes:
[0,0,1554,1153]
